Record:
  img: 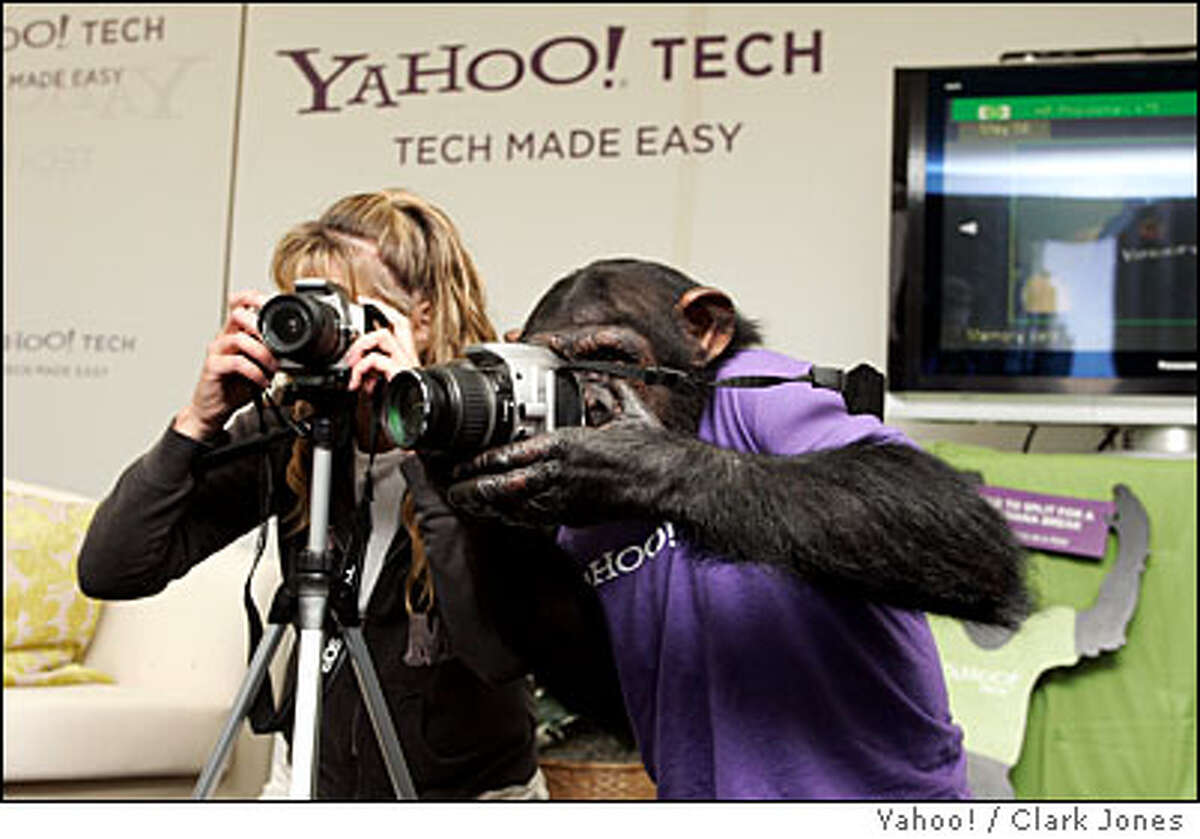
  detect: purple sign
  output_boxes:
[978,486,1116,560]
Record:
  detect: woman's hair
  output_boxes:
[319,188,496,363]
[271,220,411,319]
[271,190,496,618]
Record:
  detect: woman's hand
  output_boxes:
[173,289,279,441]
[342,302,422,393]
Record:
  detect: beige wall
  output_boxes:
[4,5,243,496]
[4,4,1196,496]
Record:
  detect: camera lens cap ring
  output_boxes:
[260,296,316,355]
[382,369,438,450]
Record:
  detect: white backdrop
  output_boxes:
[5,4,1196,496]
[4,5,243,496]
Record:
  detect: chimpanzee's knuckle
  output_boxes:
[532,460,564,487]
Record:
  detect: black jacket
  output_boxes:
[77,407,542,800]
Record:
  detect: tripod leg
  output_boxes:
[342,626,418,799]
[289,597,326,799]
[192,622,288,799]
[288,417,336,800]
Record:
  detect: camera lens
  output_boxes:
[381,362,507,451]
[382,370,439,450]
[273,309,308,346]
[259,294,344,365]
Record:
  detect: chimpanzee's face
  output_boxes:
[521,312,706,433]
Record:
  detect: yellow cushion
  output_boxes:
[4,482,113,686]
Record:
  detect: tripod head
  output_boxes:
[277,369,356,410]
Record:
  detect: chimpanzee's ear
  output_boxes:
[675,286,735,363]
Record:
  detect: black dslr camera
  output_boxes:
[258,279,388,393]
[380,343,585,452]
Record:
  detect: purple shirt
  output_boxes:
[558,349,969,799]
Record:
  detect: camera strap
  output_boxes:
[243,395,287,734]
[562,360,886,419]
[338,389,385,623]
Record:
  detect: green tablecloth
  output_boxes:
[923,441,1196,800]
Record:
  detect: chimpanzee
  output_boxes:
[432,258,1031,799]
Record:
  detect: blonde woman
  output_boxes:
[78,191,546,799]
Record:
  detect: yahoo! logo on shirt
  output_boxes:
[582,521,678,588]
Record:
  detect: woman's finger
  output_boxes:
[223,289,271,337]
[208,353,274,391]
[348,351,403,392]
[228,288,270,311]
[345,326,418,373]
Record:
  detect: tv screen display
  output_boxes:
[889,58,1196,423]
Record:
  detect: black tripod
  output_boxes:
[191,413,416,799]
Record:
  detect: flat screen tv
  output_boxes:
[888,57,1197,425]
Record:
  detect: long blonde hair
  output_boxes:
[272,220,414,317]
[272,191,497,616]
[319,188,496,363]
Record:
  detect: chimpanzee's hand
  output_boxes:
[446,380,696,527]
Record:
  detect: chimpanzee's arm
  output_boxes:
[662,436,1032,627]
[449,421,1031,628]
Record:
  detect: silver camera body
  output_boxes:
[258,279,386,379]
[381,342,586,452]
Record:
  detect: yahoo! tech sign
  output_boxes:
[272,26,823,167]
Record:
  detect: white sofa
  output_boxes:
[3,480,283,799]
